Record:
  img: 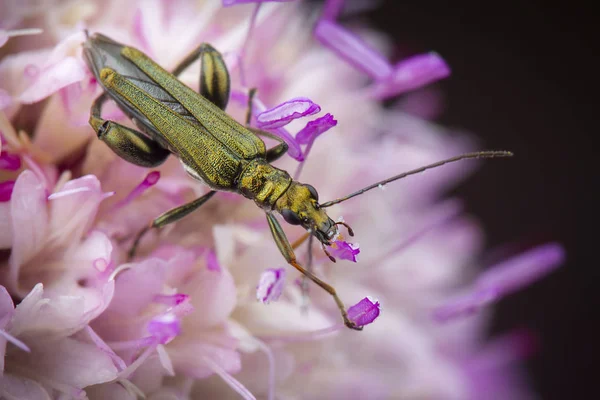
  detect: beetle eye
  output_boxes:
[306,184,319,202]
[281,209,302,225]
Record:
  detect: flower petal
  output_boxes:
[314,20,392,80]
[0,375,51,400]
[18,57,87,104]
[369,52,451,99]
[0,285,15,322]
[181,263,237,329]
[47,175,112,249]
[256,97,321,130]
[109,257,168,317]
[347,296,381,327]
[232,89,303,161]
[167,333,241,379]
[329,240,360,262]
[7,171,48,295]
[22,336,119,389]
[295,113,337,145]
[256,268,286,303]
[9,283,84,337]
[434,243,565,321]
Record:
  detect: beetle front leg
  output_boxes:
[265,212,362,330]
[247,128,289,162]
[90,93,170,167]
[172,43,230,111]
[129,190,217,259]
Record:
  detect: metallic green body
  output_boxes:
[84,33,360,330]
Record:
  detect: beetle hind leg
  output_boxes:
[90,93,170,167]
[172,43,230,111]
[128,190,217,259]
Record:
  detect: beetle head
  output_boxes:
[275,182,338,244]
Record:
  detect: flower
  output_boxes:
[0,1,563,399]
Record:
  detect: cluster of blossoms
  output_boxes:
[1,0,563,399]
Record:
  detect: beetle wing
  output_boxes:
[97,66,244,189]
[119,45,268,161]
[84,34,266,161]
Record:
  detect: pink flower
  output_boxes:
[0,1,562,399]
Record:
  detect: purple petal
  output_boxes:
[293,114,337,178]
[295,113,337,145]
[330,240,360,262]
[347,297,381,327]
[256,97,321,130]
[0,151,21,171]
[0,180,15,202]
[256,268,286,304]
[222,0,294,6]
[314,20,392,81]
[231,90,303,161]
[476,242,565,294]
[369,52,451,99]
[434,243,565,322]
[147,313,181,344]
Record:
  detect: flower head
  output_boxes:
[0,1,562,399]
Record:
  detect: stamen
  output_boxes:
[117,340,159,379]
[202,356,257,400]
[153,293,190,307]
[84,326,126,371]
[0,329,31,352]
[0,28,43,47]
[112,171,160,210]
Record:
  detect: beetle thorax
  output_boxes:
[236,158,293,209]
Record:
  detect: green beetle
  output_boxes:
[83,32,511,330]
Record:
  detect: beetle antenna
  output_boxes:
[335,221,354,237]
[319,150,513,208]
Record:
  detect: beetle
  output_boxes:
[83,32,512,330]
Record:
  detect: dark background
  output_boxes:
[360,1,596,398]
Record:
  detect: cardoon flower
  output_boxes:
[0,1,563,399]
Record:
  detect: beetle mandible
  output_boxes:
[83,32,512,330]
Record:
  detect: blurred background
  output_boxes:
[359,0,595,398]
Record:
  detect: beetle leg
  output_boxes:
[245,87,257,126]
[172,43,230,111]
[300,234,314,312]
[90,93,171,167]
[247,127,289,162]
[128,190,217,259]
[265,212,362,330]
